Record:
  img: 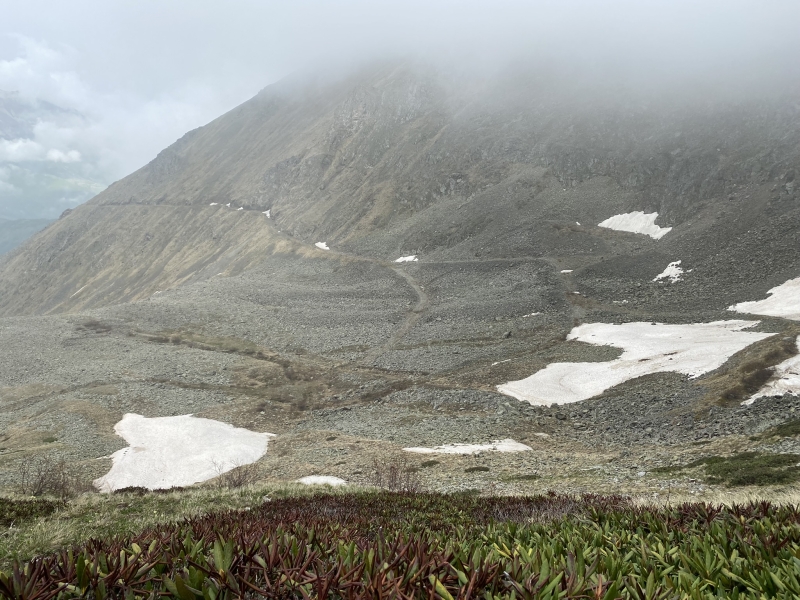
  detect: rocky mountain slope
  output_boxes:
[0,62,799,496]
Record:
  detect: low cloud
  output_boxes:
[0,35,252,219]
[2,2,800,219]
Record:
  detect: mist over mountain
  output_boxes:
[0,90,105,219]
[0,216,53,255]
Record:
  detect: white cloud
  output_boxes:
[0,138,44,161]
[46,148,81,162]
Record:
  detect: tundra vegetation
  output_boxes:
[4,491,800,599]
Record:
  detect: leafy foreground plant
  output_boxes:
[3,492,800,599]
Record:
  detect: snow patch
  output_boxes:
[209,203,218,206]
[522,312,541,318]
[93,414,274,492]
[597,211,672,240]
[743,337,800,405]
[497,321,770,406]
[395,255,418,262]
[315,242,330,250]
[263,210,271,218]
[70,285,88,299]
[225,203,231,207]
[237,207,244,211]
[728,276,800,321]
[297,475,347,486]
[404,439,532,455]
[560,269,573,274]
[653,261,684,283]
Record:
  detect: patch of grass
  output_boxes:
[651,465,683,474]
[465,466,490,473]
[420,460,440,468]
[701,453,800,487]
[76,319,112,334]
[0,484,366,568]
[704,332,799,407]
[661,452,800,487]
[0,498,63,528]
[759,419,800,439]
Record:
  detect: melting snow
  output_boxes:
[209,203,218,206]
[315,242,330,250]
[522,312,541,318]
[225,203,231,207]
[395,255,418,262]
[497,321,770,406]
[404,439,532,454]
[597,211,672,240]
[743,337,800,405]
[70,285,88,299]
[263,210,271,218]
[653,261,684,283]
[561,269,573,274]
[93,414,274,492]
[298,476,347,486]
[728,276,800,321]
[237,207,244,211]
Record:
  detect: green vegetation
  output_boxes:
[656,452,800,487]
[465,466,491,473]
[420,460,440,468]
[759,419,800,439]
[709,332,799,406]
[692,453,800,487]
[5,492,800,598]
[0,498,62,528]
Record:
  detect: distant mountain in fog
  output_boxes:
[0,216,53,255]
[0,91,105,220]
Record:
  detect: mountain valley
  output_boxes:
[1,62,799,499]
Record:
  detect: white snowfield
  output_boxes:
[395,255,418,262]
[315,242,330,250]
[728,276,800,321]
[297,475,347,486]
[497,321,770,406]
[403,439,532,455]
[93,414,274,492]
[597,211,672,240]
[744,337,800,405]
[653,261,684,283]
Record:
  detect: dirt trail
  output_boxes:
[362,265,430,363]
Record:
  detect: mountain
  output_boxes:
[0,217,54,255]
[0,62,798,495]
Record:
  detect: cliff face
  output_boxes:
[0,62,798,316]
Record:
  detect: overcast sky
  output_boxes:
[1,0,799,220]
